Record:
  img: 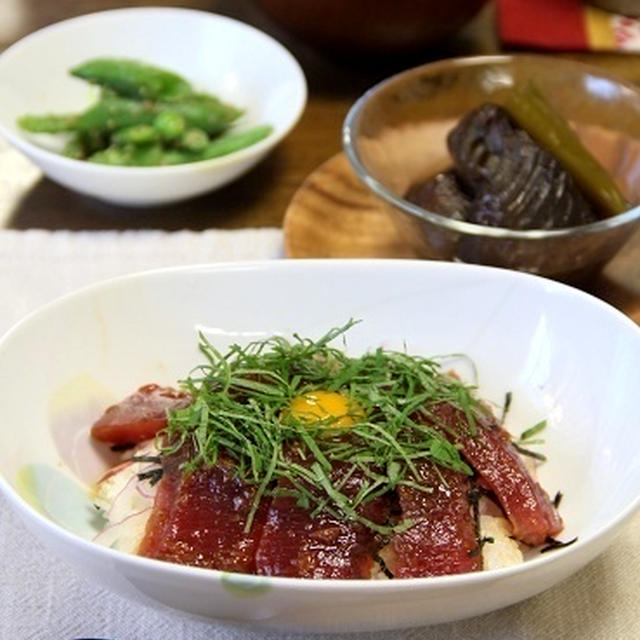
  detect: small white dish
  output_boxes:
[0,8,306,206]
[0,260,638,632]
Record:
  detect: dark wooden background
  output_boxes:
[1,0,638,232]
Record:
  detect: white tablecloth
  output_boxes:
[0,229,638,640]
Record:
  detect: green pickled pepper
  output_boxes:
[505,83,628,217]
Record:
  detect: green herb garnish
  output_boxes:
[512,442,547,462]
[500,391,512,425]
[160,320,484,534]
[519,419,547,442]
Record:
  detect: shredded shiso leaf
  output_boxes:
[159,320,486,533]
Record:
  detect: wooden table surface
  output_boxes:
[1,0,640,318]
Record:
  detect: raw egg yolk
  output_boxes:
[289,391,361,428]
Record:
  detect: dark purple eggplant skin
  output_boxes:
[446,103,598,230]
[405,104,601,231]
[405,170,471,221]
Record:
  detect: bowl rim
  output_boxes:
[343,54,640,240]
[0,6,307,175]
[0,258,639,592]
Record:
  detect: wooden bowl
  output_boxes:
[253,0,488,53]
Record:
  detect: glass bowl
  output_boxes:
[343,55,640,282]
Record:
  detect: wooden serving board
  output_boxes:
[283,152,640,322]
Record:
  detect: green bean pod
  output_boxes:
[71,58,192,101]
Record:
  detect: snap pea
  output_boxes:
[17,114,77,133]
[62,129,109,159]
[160,149,200,165]
[162,94,242,135]
[200,125,274,159]
[177,127,209,152]
[76,96,157,132]
[126,144,165,166]
[153,111,187,140]
[89,143,166,166]
[505,83,628,217]
[88,125,273,167]
[17,57,272,168]
[71,58,192,101]
[88,145,133,166]
[62,136,86,160]
[112,124,159,146]
[79,128,109,153]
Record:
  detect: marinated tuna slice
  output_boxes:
[447,103,598,230]
[138,451,268,572]
[405,170,471,221]
[426,403,563,546]
[389,462,480,578]
[255,461,390,578]
[91,384,191,445]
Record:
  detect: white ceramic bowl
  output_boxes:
[0,260,638,633]
[0,8,306,206]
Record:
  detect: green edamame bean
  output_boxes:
[76,97,157,131]
[71,58,192,101]
[112,124,159,146]
[18,114,77,133]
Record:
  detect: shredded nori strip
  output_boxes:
[137,468,163,486]
[540,536,578,553]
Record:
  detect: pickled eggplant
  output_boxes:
[407,103,604,230]
[405,170,470,222]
